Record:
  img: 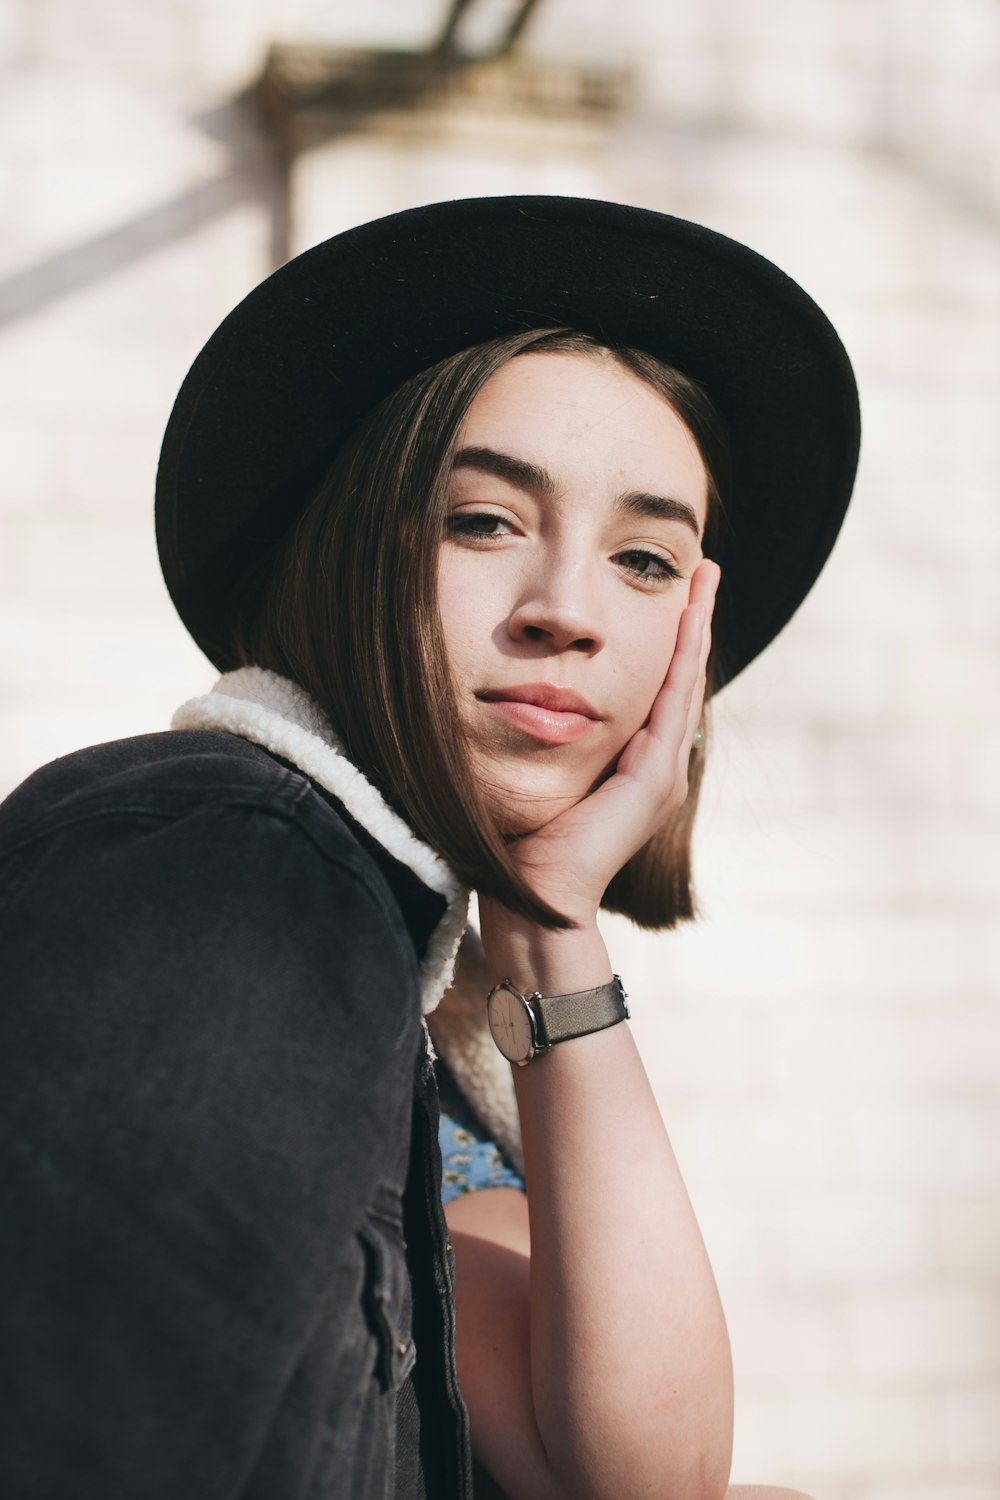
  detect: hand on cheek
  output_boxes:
[645,555,719,760]
[503,560,721,921]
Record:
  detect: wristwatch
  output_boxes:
[486,976,630,1065]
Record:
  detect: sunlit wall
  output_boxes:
[1,4,998,1496]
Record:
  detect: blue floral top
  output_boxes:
[436,1061,525,1204]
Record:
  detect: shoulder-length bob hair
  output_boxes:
[235,327,728,930]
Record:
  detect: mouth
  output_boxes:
[476,683,602,746]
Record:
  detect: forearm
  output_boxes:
[480,904,733,1500]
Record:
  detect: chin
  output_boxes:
[488,781,590,839]
[478,751,622,837]
[498,807,555,839]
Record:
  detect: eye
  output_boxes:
[614,548,683,584]
[445,511,515,541]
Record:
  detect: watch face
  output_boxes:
[487,985,536,1063]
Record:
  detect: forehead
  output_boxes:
[457,349,708,520]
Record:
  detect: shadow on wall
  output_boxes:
[0,0,561,333]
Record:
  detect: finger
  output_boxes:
[655,560,720,726]
[683,561,720,746]
[657,575,718,774]
[667,562,717,706]
[694,565,719,688]
[679,605,710,763]
[644,598,705,748]
[622,563,720,782]
[691,562,718,675]
[688,557,721,613]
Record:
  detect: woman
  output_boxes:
[0,197,859,1499]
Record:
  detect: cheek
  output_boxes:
[436,555,474,661]
[436,552,498,692]
[616,604,685,729]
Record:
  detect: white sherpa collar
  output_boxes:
[172,667,468,1016]
[172,668,523,1169]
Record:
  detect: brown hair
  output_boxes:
[235,328,728,929]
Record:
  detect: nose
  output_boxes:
[505,558,605,654]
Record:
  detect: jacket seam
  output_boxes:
[0,762,302,859]
[0,788,410,948]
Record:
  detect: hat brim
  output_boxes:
[155,195,860,685]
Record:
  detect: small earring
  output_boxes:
[692,728,706,749]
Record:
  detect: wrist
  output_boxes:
[488,973,630,1066]
[478,895,611,996]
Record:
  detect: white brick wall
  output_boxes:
[1,3,998,1497]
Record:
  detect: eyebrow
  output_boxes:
[452,445,701,538]
[614,490,702,538]
[453,446,555,496]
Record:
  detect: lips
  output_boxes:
[476,683,602,746]
[478,684,600,717]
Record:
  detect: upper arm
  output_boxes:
[0,799,420,1494]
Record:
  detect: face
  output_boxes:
[437,349,709,834]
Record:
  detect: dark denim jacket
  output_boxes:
[0,729,472,1499]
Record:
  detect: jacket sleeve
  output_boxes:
[0,793,423,1497]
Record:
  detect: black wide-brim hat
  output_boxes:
[156,195,860,686]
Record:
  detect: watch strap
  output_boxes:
[533,976,629,1047]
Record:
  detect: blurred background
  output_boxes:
[1,2,998,1495]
